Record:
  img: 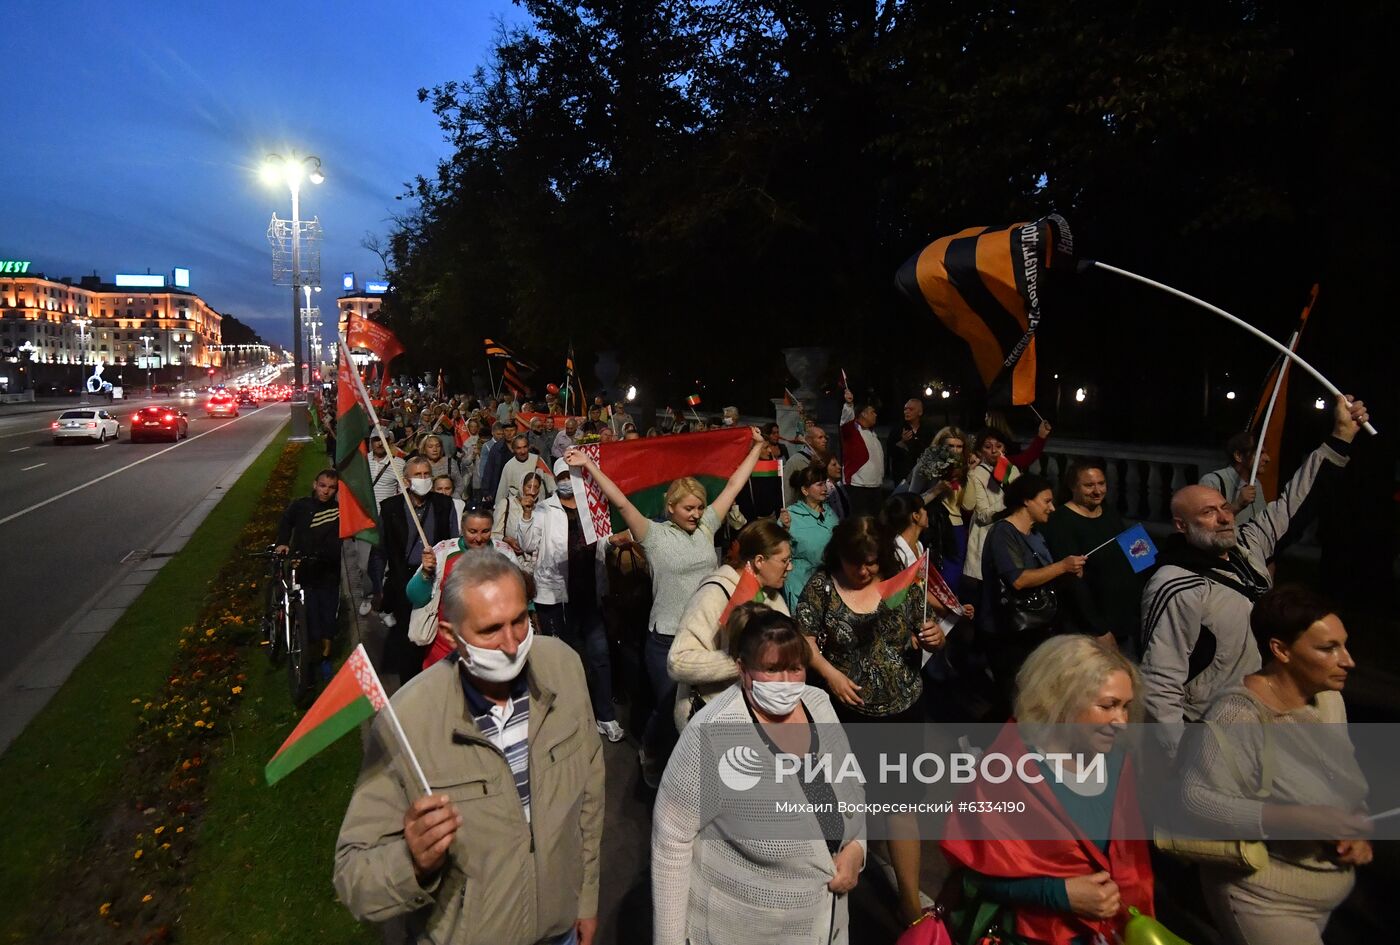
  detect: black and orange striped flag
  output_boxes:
[484,338,513,359]
[896,214,1074,405]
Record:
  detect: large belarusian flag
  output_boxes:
[266,645,389,785]
[336,357,380,544]
[876,553,926,609]
[574,428,751,543]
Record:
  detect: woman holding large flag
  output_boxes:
[565,426,767,788]
[793,515,948,927]
[668,519,793,732]
[941,634,1154,945]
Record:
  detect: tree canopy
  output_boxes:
[375,0,1387,441]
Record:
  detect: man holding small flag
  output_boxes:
[839,386,886,518]
[334,549,604,945]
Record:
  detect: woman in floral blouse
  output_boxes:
[795,514,946,928]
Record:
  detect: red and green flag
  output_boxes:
[876,554,926,610]
[718,566,764,630]
[573,427,752,543]
[336,358,380,544]
[687,393,702,407]
[751,458,783,479]
[266,645,389,786]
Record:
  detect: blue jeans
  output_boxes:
[643,630,678,756]
[548,927,578,945]
[535,602,616,723]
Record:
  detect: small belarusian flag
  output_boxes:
[687,393,702,407]
[876,554,926,610]
[751,458,783,479]
[265,645,415,788]
[992,454,1012,484]
[718,566,764,630]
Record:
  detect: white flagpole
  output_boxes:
[356,644,432,795]
[921,554,930,628]
[339,338,430,550]
[1092,261,1376,435]
[1084,532,1121,558]
[1250,331,1297,487]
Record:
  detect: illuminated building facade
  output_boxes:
[0,269,224,369]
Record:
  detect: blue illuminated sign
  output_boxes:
[173,267,190,288]
[364,280,389,294]
[342,272,354,291]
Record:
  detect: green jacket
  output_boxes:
[783,500,836,611]
[333,638,605,944]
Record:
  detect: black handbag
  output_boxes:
[996,538,1058,634]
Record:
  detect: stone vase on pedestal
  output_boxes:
[781,346,830,404]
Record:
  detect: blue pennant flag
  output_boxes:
[1115,524,1159,573]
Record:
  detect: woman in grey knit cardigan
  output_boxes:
[1179,585,1372,945]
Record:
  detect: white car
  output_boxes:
[52,408,120,444]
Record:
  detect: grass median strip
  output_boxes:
[180,443,376,944]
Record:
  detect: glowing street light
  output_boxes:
[1314,397,1326,410]
[261,151,324,441]
[1074,387,1087,403]
[940,390,951,400]
[1225,390,1236,400]
[924,385,934,397]
[73,316,91,401]
[625,384,637,402]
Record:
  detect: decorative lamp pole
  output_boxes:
[262,152,324,441]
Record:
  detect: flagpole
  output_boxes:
[1083,534,1119,558]
[921,555,930,628]
[350,645,433,795]
[486,358,498,400]
[1091,261,1377,435]
[1250,330,1297,486]
[1028,403,1046,424]
[340,337,431,551]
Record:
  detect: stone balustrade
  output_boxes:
[1019,437,1221,524]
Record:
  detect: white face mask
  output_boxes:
[463,625,533,683]
[554,477,573,496]
[408,476,433,496]
[749,679,804,717]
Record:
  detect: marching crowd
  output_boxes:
[272,379,1374,945]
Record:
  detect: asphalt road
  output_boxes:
[0,397,293,671]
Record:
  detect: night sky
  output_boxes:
[1,0,518,346]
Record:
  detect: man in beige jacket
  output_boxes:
[334,549,604,945]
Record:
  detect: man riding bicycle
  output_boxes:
[275,468,343,680]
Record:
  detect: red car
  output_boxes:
[206,392,240,418]
[130,406,190,442]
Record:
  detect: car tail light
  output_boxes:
[163,413,175,422]
[51,421,59,429]
[87,421,97,428]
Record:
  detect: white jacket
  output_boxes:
[529,493,607,606]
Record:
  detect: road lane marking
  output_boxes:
[0,427,48,440]
[95,443,110,450]
[9,447,29,453]
[20,463,46,471]
[0,410,271,528]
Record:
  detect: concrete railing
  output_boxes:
[0,391,37,404]
[1021,437,1221,524]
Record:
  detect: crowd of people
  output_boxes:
[272,378,1375,945]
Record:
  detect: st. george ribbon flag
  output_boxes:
[896,214,1074,405]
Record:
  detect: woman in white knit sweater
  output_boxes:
[668,519,793,731]
[653,607,866,945]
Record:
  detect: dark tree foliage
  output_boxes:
[377,0,1390,441]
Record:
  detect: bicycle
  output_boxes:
[252,546,314,707]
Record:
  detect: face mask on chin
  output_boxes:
[463,626,534,683]
[408,476,433,497]
[748,679,804,717]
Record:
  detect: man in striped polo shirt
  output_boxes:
[336,549,604,945]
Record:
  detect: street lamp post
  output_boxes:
[262,152,324,441]
[140,335,154,395]
[74,317,90,402]
[178,343,191,387]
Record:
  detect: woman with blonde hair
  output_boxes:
[565,427,766,787]
[668,519,793,731]
[942,635,1155,945]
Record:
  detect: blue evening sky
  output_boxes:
[0,0,520,346]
